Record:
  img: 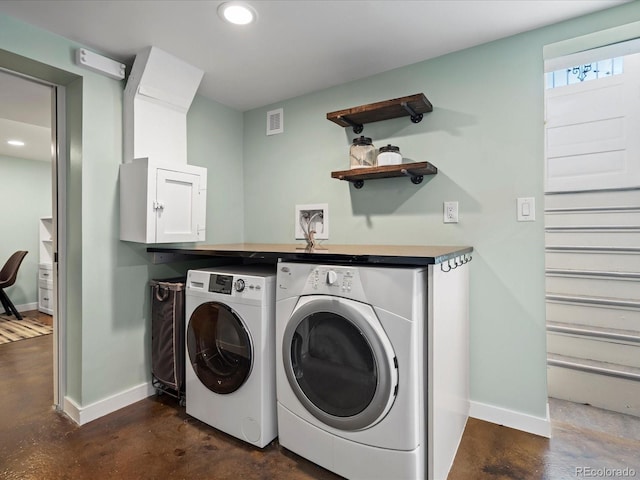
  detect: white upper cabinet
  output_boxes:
[120,47,207,244]
[120,158,207,244]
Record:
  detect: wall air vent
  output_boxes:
[266,108,284,135]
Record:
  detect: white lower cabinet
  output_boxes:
[38,263,53,315]
[119,158,207,244]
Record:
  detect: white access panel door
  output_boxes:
[545,53,640,193]
[155,169,202,243]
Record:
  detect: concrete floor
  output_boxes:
[1,332,640,479]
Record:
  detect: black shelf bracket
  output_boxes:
[338,115,364,134]
[401,168,424,185]
[350,170,425,189]
[401,102,423,124]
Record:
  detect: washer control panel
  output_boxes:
[209,274,233,294]
[205,273,263,298]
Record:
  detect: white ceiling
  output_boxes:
[0,70,52,162]
[0,0,630,161]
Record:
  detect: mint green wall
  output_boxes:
[0,15,243,406]
[243,2,640,419]
[188,95,245,242]
[2,1,639,423]
[0,155,51,307]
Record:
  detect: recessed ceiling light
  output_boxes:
[218,2,257,25]
[7,140,25,147]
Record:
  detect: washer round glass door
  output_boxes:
[187,301,253,394]
[282,296,397,431]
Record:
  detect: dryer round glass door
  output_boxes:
[282,296,398,431]
[187,302,253,394]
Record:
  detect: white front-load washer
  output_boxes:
[185,264,277,448]
[275,261,428,480]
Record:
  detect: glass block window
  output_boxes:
[545,57,624,89]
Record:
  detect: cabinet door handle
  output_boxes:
[153,200,165,211]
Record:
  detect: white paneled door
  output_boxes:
[545,53,640,193]
[544,44,640,417]
[155,169,202,243]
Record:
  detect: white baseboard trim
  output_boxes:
[469,400,551,438]
[16,302,38,312]
[63,381,155,426]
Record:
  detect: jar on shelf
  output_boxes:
[377,144,402,166]
[349,136,377,169]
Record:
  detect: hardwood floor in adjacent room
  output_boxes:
[4,309,54,327]
[1,335,639,479]
[29,310,53,327]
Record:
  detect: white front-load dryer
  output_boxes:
[185,264,277,448]
[276,261,428,480]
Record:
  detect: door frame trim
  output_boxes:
[52,83,67,410]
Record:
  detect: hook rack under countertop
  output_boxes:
[441,253,472,272]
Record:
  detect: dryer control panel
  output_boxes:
[277,263,362,298]
[311,266,356,293]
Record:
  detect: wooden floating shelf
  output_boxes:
[327,93,433,133]
[331,162,437,189]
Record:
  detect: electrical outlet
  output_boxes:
[295,203,329,240]
[443,201,459,223]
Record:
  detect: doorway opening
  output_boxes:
[0,69,52,327]
[0,65,65,410]
[544,38,640,418]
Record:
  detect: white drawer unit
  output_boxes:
[38,264,53,283]
[39,286,54,315]
[38,263,54,315]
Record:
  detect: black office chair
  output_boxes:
[0,251,28,320]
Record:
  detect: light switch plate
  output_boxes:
[517,197,535,222]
